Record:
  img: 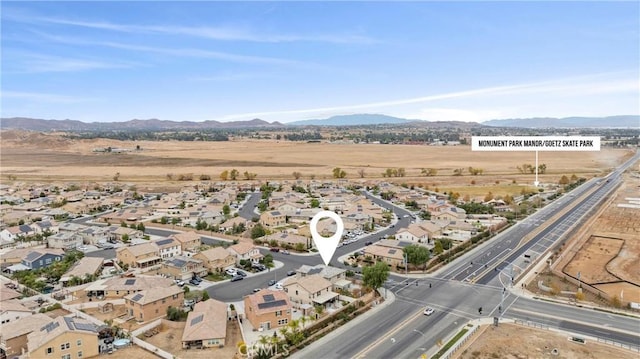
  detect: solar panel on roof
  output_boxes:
[74,322,97,332]
[388,249,397,254]
[262,294,275,302]
[190,314,204,326]
[131,293,143,301]
[124,279,136,285]
[257,299,287,310]
[42,321,60,333]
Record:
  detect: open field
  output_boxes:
[459,323,638,359]
[1,131,633,196]
[563,235,624,284]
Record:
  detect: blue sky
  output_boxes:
[1,1,639,123]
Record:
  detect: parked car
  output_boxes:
[281,250,290,255]
[270,247,280,252]
[423,307,435,316]
[193,276,203,283]
[236,270,247,277]
[225,268,237,276]
[253,288,261,293]
[286,270,296,276]
[365,241,373,246]
[268,279,277,286]
[189,279,200,286]
[174,279,185,287]
[274,282,283,290]
[230,275,244,282]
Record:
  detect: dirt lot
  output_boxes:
[1,131,633,197]
[106,345,162,359]
[141,319,242,359]
[459,323,638,359]
[558,164,640,303]
[563,235,624,284]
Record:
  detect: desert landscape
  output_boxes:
[1,131,633,196]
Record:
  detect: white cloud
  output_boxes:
[1,91,98,104]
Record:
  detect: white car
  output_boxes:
[274,283,283,290]
[423,307,435,316]
[225,268,237,276]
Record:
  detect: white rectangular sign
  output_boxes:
[471,136,600,152]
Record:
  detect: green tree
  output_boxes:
[403,244,430,269]
[310,198,320,208]
[230,169,239,180]
[433,241,444,255]
[362,261,390,296]
[332,167,347,179]
[201,290,210,301]
[136,223,145,232]
[222,204,231,217]
[220,170,229,181]
[251,223,266,239]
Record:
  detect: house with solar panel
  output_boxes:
[193,247,236,273]
[124,286,184,322]
[181,299,228,349]
[20,249,65,270]
[243,289,292,331]
[26,316,100,359]
[159,256,207,281]
[154,238,181,259]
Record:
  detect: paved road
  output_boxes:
[294,150,640,359]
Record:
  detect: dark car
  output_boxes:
[286,270,296,276]
[189,279,200,286]
[230,275,244,282]
[268,279,277,286]
[236,270,247,277]
[270,247,280,252]
[365,241,373,246]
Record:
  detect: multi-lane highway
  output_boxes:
[294,150,640,358]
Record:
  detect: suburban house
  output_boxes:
[31,220,59,235]
[364,241,405,268]
[434,207,467,222]
[296,264,350,290]
[263,232,308,249]
[0,224,35,242]
[83,276,174,299]
[396,223,430,245]
[26,316,99,359]
[0,299,33,324]
[21,249,65,270]
[115,242,161,268]
[124,286,184,323]
[59,257,104,287]
[0,313,52,359]
[181,299,228,349]
[244,289,292,331]
[47,232,84,249]
[282,274,338,313]
[112,226,143,241]
[153,238,181,259]
[159,256,207,281]
[260,210,286,228]
[0,248,36,269]
[193,247,235,273]
[219,216,249,233]
[227,243,263,265]
[169,232,201,252]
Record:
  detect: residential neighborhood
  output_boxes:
[0,178,563,358]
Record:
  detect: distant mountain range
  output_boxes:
[0,117,284,131]
[482,115,639,128]
[1,114,637,131]
[287,114,415,126]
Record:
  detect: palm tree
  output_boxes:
[299,315,308,329]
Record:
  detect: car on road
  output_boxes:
[365,241,373,246]
[270,247,280,252]
[286,270,296,276]
[281,250,290,255]
[253,288,261,293]
[230,275,244,282]
[268,279,277,286]
[403,214,409,218]
[236,270,247,277]
[423,307,435,316]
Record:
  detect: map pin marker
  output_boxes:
[310,210,344,266]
